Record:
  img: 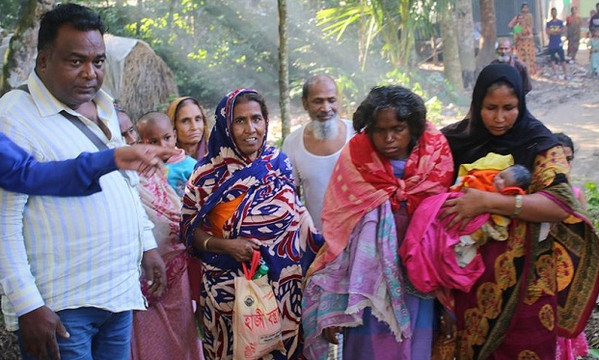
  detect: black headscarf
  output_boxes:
[442,64,557,175]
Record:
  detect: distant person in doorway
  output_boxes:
[566,6,582,61]
[491,38,532,94]
[509,3,537,75]
[546,7,569,79]
[282,75,354,231]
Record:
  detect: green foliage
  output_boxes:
[1,0,465,125]
[585,182,599,231]
[377,68,448,125]
[0,0,21,30]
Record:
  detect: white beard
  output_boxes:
[307,118,339,140]
[497,55,511,63]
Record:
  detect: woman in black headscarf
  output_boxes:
[439,64,599,359]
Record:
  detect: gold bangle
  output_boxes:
[512,194,523,218]
[203,235,214,250]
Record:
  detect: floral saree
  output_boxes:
[180,89,322,359]
[453,147,599,359]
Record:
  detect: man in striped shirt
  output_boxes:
[0,4,166,360]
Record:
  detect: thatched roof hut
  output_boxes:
[103,34,178,121]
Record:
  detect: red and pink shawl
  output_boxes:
[309,121,454,274]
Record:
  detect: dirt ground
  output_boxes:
[526,45,599,187]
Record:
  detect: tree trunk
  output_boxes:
[278,0,290,139]
[456,0,476,89]
[431,37,440,66]
[475,0,497,72]
[167,0,178,32]
[439,2,464,93]
[135,0,144,36]
[1,0,55,96]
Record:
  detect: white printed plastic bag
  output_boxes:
[233,251,284,359]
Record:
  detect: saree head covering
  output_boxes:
[180,89,322,359]
[166,96,209,160]
[309,121,454,273]
[442,64,557,173]
[181,88,322,265]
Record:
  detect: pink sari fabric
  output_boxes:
[400,192,488,294]
[556,333,589,360]
[131,173,203,360]
[309,121,454,275]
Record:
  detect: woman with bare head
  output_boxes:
[303,85,454,359]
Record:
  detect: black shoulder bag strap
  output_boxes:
[17,84,130,181]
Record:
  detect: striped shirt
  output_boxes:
[0,72,156,331]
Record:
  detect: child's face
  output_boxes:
[563,146,574,172]
[494,168,517,191]
[142,117,177,149]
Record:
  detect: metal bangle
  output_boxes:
[512,194,523,218]
[203,235,214,250]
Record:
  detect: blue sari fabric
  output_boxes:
[181,89,323,359]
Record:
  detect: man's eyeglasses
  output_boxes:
[566,156,574,163]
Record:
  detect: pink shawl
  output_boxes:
[400,192,487,293]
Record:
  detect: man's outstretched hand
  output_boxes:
[114,145,177,177]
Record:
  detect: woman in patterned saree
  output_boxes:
[441,64,599,359]
[509,3,537,75]
[180,89,322,359]
[131,164,203,360]
[302,85,454,360]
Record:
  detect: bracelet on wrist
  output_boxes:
[512,194,523,218]
[203,235,214,250]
